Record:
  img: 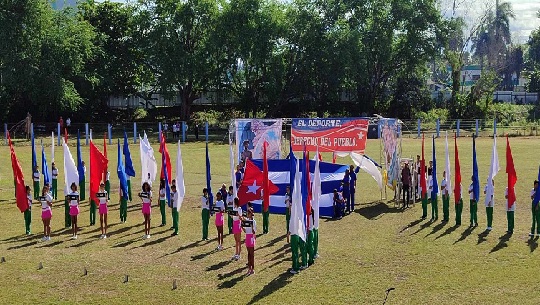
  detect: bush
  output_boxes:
[413,108,449,123]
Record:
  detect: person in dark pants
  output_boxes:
[342,170,350,214]
[401,163,411,208]
[333,189,344,219]
[349,165,360,212]
[194,124,199,140]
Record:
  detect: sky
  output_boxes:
[440,0,540,44]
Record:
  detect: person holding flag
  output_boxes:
[530,179,540,237]
[77,132,86,201]
[289,154,306,275]
[441,172,449,222]
[124,131,136,202]
[171,184,179,236]
[420,134,428,220]
[484,133,499,231]
[159,180,167,227]
[469,137,480,227]
[171,140,185,237]
[117,140,130,223]
[25,186,33,235]
[430,136,439,221]
[51,162,59,200]
[454,135,463,226]
[505,136,517,234]
[262,142,271,234]
[201,188,210,240]
[33,166,40,200]
[285,186,292,243]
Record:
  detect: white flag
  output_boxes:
[485,135,499,205]
[175,141,185,211]
[444,132,452,197]
[289,158,306,241]
[63,139,79,195]
[312,146,321,229]
[350,152,383,190]
[229,143,237,198]
[140,131,157,186]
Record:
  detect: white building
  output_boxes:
[51,0,77,10]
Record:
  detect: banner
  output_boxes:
[379,118,400,189]
[291,118,369,153]
[235,119,283,161]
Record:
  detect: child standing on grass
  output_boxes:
[214,192,225,251]
[243,206,256,276]
[98,183,109,239]
[231,198,243,260]
[25,186,32,235]
[469,176,478,227]
[159,180,167,227]
[285,186,292,243]
[226,186,234,234]
[171,185,179,236]
[530,181,540,237]
[119,185,128,223]
[40,185,53,241]
[33,166,40,200]
[51,162,58,200]
[68,183,80,240]
[505,187,515,234]
[139,182,153,239]
[105,170,111,200]
[201,188,210,240]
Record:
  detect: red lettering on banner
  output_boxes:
[291,119,369,153]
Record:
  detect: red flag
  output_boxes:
[159,133,172,180]
[454,134,462,203]
[8,133,29,213]
[64,127,68,144]
[238,159,279,206]
[262,141,270,212]
[420,134,427,198]
[90,141,108,203]
[506,136,517,209]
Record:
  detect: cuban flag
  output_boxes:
[249,159,348,217]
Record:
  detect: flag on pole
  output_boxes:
[160,134,171,206]
[63,137,79,195]
[431,135,438,201]
[312,145,321,229]
[350,153,383,190]
[289,141,296,190]
[42,143,50,186]
[139,131,157,185]
[206,141,214,210]
[51,131,55,162]
[534,166,540,207]
[484,134,500,205]
[89,141,108,203]
[472,136,480,201]
[444,132,452,200]
[420,134,427,198]
[237,159,279,205]
[289,156,306,241]
[454,134,462,203]
[506,136,517,209]
[31,125,37,172]
[302,148,312,229]
[77,130,84,180]
[262,141,271,212]
[123,131,135,177]
[9,133,29,212]
[229,142,237,198]
[117,140,129,200]
[175,141,185,211]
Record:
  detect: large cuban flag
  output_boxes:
[250,159,347,217]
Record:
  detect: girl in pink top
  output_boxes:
[214,192,225,251]
[243,205,257,276]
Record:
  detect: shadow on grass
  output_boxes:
[37,240,63,248]
[263,243,288,257]
[477,230,490,245]
[527,236,539,253]
[435,225,460,240]
[217,267,245,289]
[207,260,232,271]
[159,241,203,258]
[453,226,476,244]
[191,249,217,261]
[257,235,286,251]
[112,239,139,248]
[70,239,96,248]
[107,224,141,237]
[411,220,432,236]
[246,271,294,305]
[425,221,448,238]
[399,219,423,234]
[7,240,38,250]
[355,202,402,220]
[489,232,512,253]
[138,235,172,248]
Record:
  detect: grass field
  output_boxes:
[1,136,540,304]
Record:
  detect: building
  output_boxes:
[51,0,77,10]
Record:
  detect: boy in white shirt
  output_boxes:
[468,177,478,227]
[441,171,449,222]
[171,185,179,236]
[530,181,539,237]
[201,188,210,240]
[484,179,495,231]
[505,187,515,234]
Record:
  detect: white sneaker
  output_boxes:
[146,234,151,239]
[487,227,492,231]
[72,235,78,240]
[99,235,104,239]
[529,233,535,237]
[103,235,107,239]
[41,236,47,242]
[289,269,298,274]
[46,236,51,241]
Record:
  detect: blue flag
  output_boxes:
[431,135,438,200]
[117,140,129,200]
[162,142,171,207]
[31,125,37,171]
[77,130,84,180]
[472,136,480,201]
[206,141,214,209]
[534,166,540,207]
[123,131,136,177]
[42,145,50,186]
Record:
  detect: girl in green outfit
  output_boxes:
[159,180,167,226]
[285,186,292,243]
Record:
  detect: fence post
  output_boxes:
[158,122,162,141]
[436,118,440,138]
[4,123,7,145]
[57,123,61,145]
[417,119,421,138]
[85,123,89,145]
[133,122,137,144]
[456,119,461,137]
[182,121,186,143]
[108,124,112,145]
[493,118,497,137]
[205,121,209,142]
[475,119,479,137]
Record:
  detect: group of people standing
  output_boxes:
[333,165,360,219]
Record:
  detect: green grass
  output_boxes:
[0,137,539,304]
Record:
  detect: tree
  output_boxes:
[526,15,540,96]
